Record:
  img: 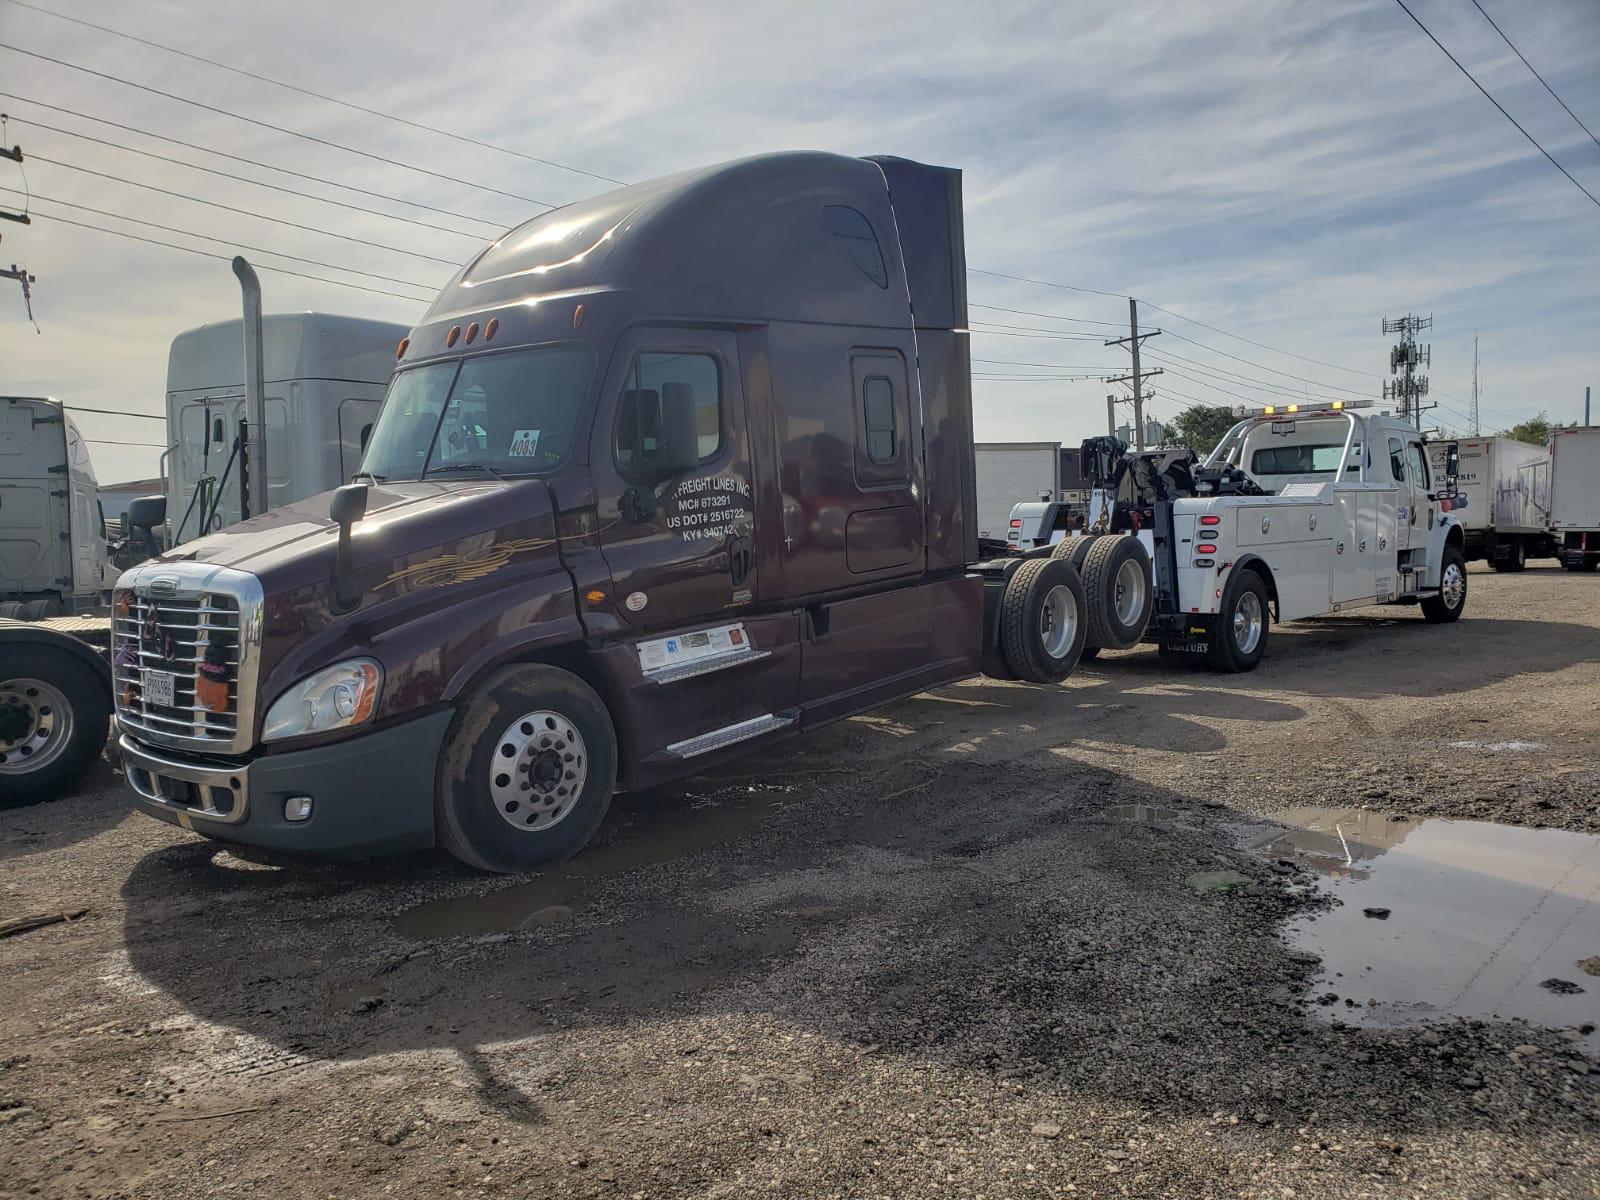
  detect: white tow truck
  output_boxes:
[1050,403,1468,670]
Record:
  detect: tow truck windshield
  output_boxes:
[359,345,596,481]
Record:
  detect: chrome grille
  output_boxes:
[112,563,264,755]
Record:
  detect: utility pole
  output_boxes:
[1,122,35,328]
[1106,394,1119,437]
[1105,298,1163,450]
[1382,313,1433,430]
[1470,335,1480,436]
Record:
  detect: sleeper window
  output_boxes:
[824,206,889,288]
[863,376,897,464]
[615,351,722,473]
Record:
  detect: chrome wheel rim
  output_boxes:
[489,710,588,832]
[1040,584,1078,659]
[1233,591,1264,655]
[1442,562,1466,610]
[0,677,74,775]
[1113,557,1147,626]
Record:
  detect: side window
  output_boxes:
[614,351,722,472]
[863,376,896,463]
[1387,437,1406,482]
[1407,443,1430,490]
[824,206,889,289]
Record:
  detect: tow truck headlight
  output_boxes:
[262,659,382,743]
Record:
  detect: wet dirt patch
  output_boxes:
[393,783,794,940]
[1249,806,1600,1044]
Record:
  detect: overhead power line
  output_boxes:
[32,212,435,302]
[2,188,443,290]
[84,437,168,447]
[30,155,466,265]
[0,41,562,210]
[967,267,1125,299]
[0,92,506,230]
[0,0,627,187]
[1391,0,1600,211]
[969,321,1104,342]
[64,405,163,420]
[1468,0,1600,151]
[969,301,1124,329]
[12,115,493,239]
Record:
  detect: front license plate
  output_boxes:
[144,669,176,707]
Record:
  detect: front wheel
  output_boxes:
[437,665,618,873]
[1421,546,1468,623]
[1206,569,1270,673]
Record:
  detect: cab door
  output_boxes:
[591,328,762,632]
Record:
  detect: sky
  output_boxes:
[1,0,1597,486]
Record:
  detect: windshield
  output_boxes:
[358,345,596,480]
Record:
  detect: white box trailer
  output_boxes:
[0,397,114,617]
[165,313,408,544]
[1425,436,1554,570]
[1550,425,1600,572]
[975,441,1060,544]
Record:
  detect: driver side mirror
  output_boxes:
[126,494,166,557]
[1445,443,1460,481]
[618,381,700,482]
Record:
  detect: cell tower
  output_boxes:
[1471,335,1480,436]
[1383,313,1433,430]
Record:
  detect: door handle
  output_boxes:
[728,535,754,586]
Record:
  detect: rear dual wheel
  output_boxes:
[1080,535,1154,651]
[1000,558,1088,684]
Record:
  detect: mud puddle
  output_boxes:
[394,782,793,940]
[1250,807,1600,1043]
[1107,803,1184,827]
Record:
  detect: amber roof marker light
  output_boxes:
[445,325,461,348]
[484,317,499,341]
[572,303,585,329]
[395,337,410,359]
[464,321,480,344]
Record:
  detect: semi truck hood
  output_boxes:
[147,480,562,608]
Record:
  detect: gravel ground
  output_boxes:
[2,563,1597,1199]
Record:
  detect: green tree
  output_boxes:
[1502,411,1551,446]
[1166,405,1240,455]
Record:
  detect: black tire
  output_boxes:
[1051,533,1102,572]
[437,664,618,873]
[19,598,62,620]
[1000,558,1087,684]
[1206,568,1271,673]
[0,644,111,805]
[0,601,26,620]
[1491,540,1526,573]
[1421,545,1468,623]
[1081,535,1154,651]
[1079,644,1101,662]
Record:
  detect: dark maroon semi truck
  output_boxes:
[112,152,1104,871]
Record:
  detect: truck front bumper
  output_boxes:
[120,709,453,856]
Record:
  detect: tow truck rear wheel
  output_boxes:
[1000,558,1087,684]
[0,646,110,805]
[437,664,618,873]
[1206,568,1270,673]
[1081,534,1154,651]
[1421,546,1468,623]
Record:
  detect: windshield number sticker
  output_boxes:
[508,429,541,457]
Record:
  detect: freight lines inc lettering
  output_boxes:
[667,475,751,542]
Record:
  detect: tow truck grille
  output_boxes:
[111,564,263,755]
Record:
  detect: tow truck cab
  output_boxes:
[1146,406,1467,663]
[112,152,998,869]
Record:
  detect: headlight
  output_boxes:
[262,659,382,743]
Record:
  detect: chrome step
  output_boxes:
[645,647,771,686]
[665,713,793,759]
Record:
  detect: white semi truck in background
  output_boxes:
[1424,436,1555,571]
[164,313,406,544]
[0,396,116,618]
[1551,425,1600,573]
